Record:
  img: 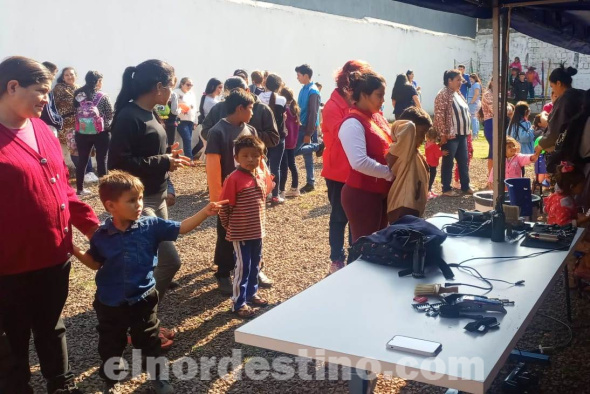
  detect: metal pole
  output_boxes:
[492,3,501,201]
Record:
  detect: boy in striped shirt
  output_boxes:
[219,134,273,318]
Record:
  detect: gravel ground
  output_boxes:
[26,138,590,394]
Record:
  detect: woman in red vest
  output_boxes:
[340,70,393,244]
[0,56,99,393]
[321,60,372,273]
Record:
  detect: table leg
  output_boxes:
[564,265,572,323]
[349,368,377,394]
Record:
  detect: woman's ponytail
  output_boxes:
[114,66,137,117]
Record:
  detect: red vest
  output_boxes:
[343,108,393,194]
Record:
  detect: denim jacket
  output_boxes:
[89,216,180,306]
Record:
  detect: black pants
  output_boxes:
[429,166,437,191]
[94,289,161,384]
[214,216,235,278]
[326,179,351,262]
[164,121,177,148]
[0,261,74,394]
[75,131,110,191]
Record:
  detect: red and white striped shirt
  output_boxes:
[219,166,273,241]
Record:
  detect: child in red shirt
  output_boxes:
[424,128,447,199]
[219,134,273,318]
[544,161,588,226]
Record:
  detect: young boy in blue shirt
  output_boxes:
[73,170,226,394]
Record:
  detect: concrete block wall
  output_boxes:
[1,0,475,116]
[476,29,590,95]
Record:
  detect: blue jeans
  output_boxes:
[441,135,470,192]
[70,154,93,174]
[326,179,351,262]
[177,121,194,160]
[468,102,480,138]
[280,148,298,190]
[294,130,319,186]
[267,139,285,197]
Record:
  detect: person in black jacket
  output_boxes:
[201,77,279,148]
[108,59,190,348]
[40,61,63,136]
[512,72,531,103]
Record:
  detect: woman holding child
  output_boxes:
[0,56,100,394]
[339,70,393,244]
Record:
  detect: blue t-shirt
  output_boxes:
[467,82,481,103]
[89,216,181,306]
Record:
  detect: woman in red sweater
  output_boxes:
[321,60,372,273]
[0,56,99,393]
[339,70,393,245]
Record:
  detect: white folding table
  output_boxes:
[235,215,583,393]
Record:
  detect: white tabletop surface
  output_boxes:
[235,215,584,393]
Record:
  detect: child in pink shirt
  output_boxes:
[488,136,538,184]
[544,162,589,226]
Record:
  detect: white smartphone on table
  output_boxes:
[386,335,442,357]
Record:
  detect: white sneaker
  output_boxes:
[285,187,301,198]
[279,191,286,200]
[84,172,99,183]
[77,189,92,196]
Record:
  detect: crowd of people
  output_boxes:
[1,53,589,394]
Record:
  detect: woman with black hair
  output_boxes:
[535,64,584,171]
[108,59,190,352]
[73,71,113,195]
[259,73,287,205]
[198,78,223,123]
[340,70,393,242]
[193,78,223,159]
[174,77,198,160]
[391,73,419,120]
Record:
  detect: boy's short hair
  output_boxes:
[224,76,247,92]
[457,64,466,69]
[251,70,263,85]
[233,69,248,80]
[98,170,144,207]
[225,88,255,114]
[42,61,58,74]
[295,64,313,78]
[234,134,265,156]
[398,106,433,128]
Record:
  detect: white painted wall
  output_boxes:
[476,29,590,97]
[1,0,475,116]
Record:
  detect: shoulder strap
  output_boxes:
[92,92,104,106]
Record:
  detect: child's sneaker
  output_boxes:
[328,260,346,274]
[428,191,439,200]
[279,190,286,200]
[285,187,300,198]
[151,379,173,394]
[271,196,285,206]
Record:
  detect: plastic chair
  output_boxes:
[505,178,533,218]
